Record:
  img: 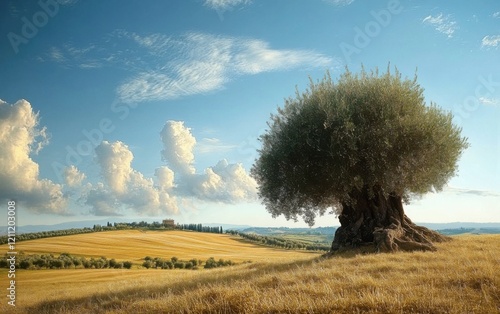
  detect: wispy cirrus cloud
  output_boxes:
[493,12,500,19]
[481,35,500,48]
[322,0,355,7]
[116,31,334,103]
[422,13,458,38]
[197,138,237,154]
[43,43,107,69]
[444,186,500,198]
[204,0,251,11]
[479,97,500,107]
[44,31,335,104]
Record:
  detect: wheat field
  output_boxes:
[1,231,499,313]
[9,230,314,263]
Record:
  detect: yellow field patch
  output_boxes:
[10,230,315,263]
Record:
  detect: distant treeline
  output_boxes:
[178,224,223,234]
[227,230,330,252]
[97,221,224,234]
[0,252,133,270]
[0,221,224,245]
[437,228,500,235]
[0,228,95,245]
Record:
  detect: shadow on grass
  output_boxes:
[26,254,329,314]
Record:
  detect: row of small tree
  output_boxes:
[0,228,95,245]
[141,256,235,269]
[0,222,225,245]
[177,224,223,234]
[0,253,133,270]
[227,230,330,251]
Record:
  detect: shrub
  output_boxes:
[174,262,185,269]
[154,258,164,269]
[63,259,74,268]
[189,258,198,266]
[123,261,133,269]
[82,259,91,269]
[142,261,153,269]
[34,258,46,268]
[51,259,63,269]
[19,259,32,269]
[72,258,82,268]
[204,257,217,269]
[185,262,193,269]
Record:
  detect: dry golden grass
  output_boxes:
[1,232,499,313]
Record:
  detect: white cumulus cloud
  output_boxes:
[0,101,256,217]
[64,165,86,187]
[160,121,197,176]
[0,99,67,214]
[155,166,175,190]
[85,141,179,216]
[189,159,257,202]
[159,121,257,203]
[95,141,134,195]
[84,123,256,216]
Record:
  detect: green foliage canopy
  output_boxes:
[251,67,469,226]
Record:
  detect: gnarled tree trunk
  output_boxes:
[331,186,449,253]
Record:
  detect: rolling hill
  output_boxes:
[10,229,314,263]
[1,230,499,313]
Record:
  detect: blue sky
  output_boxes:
[1,0,499,227]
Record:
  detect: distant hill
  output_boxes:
[240,223,500,236]
[0,218,155,235]
[418,222,500,230]
[240,226,337,236]
[1,220,499,236]
[0,220,253,235]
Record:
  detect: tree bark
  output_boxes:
[330,186,449,253]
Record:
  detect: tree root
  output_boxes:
[373,218,449,253]
[330,186,451,254]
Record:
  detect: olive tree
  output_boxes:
[251,67,468,252]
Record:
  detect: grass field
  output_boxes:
[1,231,499,313]
[10,230,314,263]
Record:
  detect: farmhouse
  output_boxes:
[162,219,175,228]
